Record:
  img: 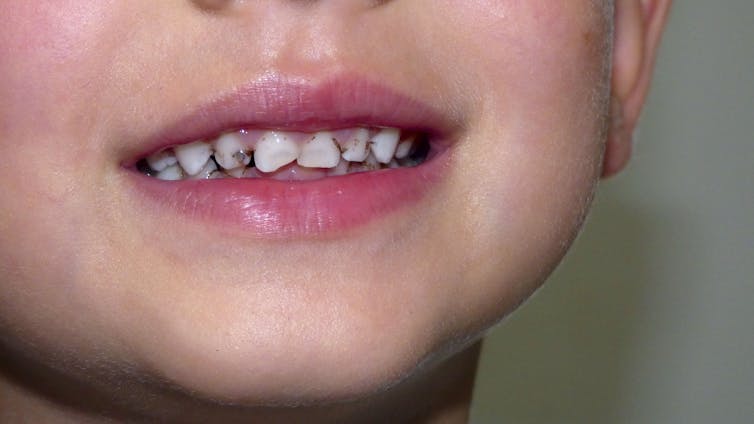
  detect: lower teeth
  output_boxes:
[137,134,430,182]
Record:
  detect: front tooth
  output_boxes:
[156,164,184,181]
[369,128,400,164]
[174,141,212,176]
[213,133,251,170]
[297,132,341,168]
[253,131,300,173]
[394,136,415,160]
[146,150,178,172]
[340,128,370,162]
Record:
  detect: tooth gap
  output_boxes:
[408,134,430,163]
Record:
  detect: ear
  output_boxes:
[602,0,672,178]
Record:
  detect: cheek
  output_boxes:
[425,1,611,307]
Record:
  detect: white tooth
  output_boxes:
[297,132,341,168]
[174,141,212,176]
[394,136,415,160]
[340,128,370,162]
[253,131,300,173]
[388,159,401,169]
[213,133,251,170]
[146,150,178,172]
[189,159,218,180]
[369,128,400,164]
[225,167,246,178]
[156,164,184,181]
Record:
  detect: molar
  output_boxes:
[156,164,184,181]
[174,141,212,176]
[213,133,251,170]
[146,150,178,172]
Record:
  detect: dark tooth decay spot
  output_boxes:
[136,159,154,176]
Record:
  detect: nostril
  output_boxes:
[190,0,234,12]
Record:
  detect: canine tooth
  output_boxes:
[297,132,341,168]
[174,141,212,176]
[156,164,184,181]
[394,136,415,159]
[370,128,400,164]
[213,133,251,170]
[253,131,300,173]
[146,150,178,172]
[189,159,218,180]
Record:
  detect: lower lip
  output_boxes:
[127,150,450,238]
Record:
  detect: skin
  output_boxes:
[0,0,671,422]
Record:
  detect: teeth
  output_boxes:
[189,159,218,180]
[339,128,371,162]
[141,126,430,181]
[327,159,350,176]
[146,150,178,172]
[174,141,212,176]
[253,131,301,173]
[156,164,184,181]
[369,128,400,164]
[213,133,251,170]
[394,136,415,160]
[297,132,341,168]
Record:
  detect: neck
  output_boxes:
[0,342,482,424]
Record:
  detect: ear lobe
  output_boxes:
[602,0,672,178]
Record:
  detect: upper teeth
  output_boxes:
[174,140,212,176]
[297,132,341,169]
[142,126,426,180]
[254,131,301,173]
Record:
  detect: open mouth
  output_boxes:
[124,73,457,238]
[135,127,431,182]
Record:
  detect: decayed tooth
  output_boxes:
[253,131,300,173]
[156,164,184,181]
[340,128,370,162]
[213,133,251,170]
[394,136,416,160]
[297,132,341,168]
[369,128,400,164]
[174,141,212,176]
[327,159,350,176]
[146,150,178,172]
[189,159,218,180]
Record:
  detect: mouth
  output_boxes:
[124,72,459,238]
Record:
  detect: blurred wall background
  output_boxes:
[471,1,754,422]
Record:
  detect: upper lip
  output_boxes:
[126,71,461,164]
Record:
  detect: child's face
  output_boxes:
[1,1,610,406]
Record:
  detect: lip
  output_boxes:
[124,72,459,237]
